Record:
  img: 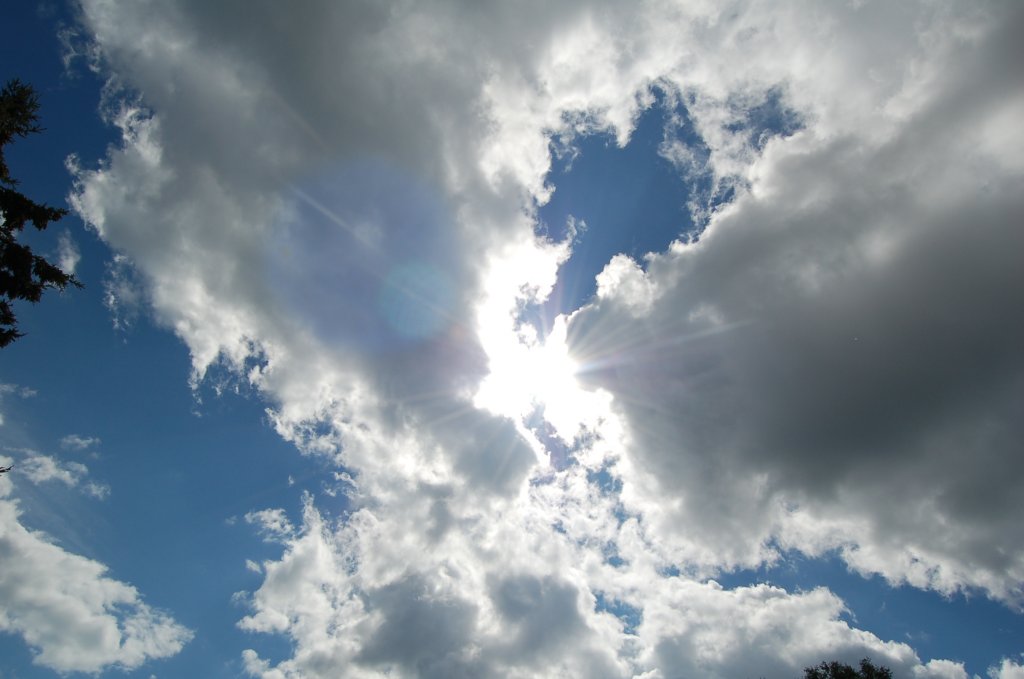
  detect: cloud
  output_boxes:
[18,453,109,499]
[0,383,36,427]
[65,0,1022,676]
[59,434,101,451]
[990,660,1024,679]
[56,230,81,277]
[245,507,296,542]
[0,384,36,399]
[565,1,1024,599]
[0,482,191,673]
[102,253,145,332]
[237,490,967,679]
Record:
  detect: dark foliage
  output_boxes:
[804,658,893,679]
[0,79,80,347]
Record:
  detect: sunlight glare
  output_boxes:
[473,237,610,444]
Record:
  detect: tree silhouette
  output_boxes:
[803,658,893,679]
[0,78,80,347]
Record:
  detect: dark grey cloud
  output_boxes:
[356,575,481,678]
[567,4,1024,597]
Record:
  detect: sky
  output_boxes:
[1,1,1022,678]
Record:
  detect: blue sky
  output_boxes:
[1,2,1023,678]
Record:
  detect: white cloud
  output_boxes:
[990,659,1024,679]
[66,0,1022,676]
[56,230,81,277]
[595,254,658,314]
[245,507,296,542]
[0,483,191,673]
[101,253,145,332]
[0,383,37,427]
[18,453,109,499]
[60,433,101,451]
[237,488,966,679]
[0,384,35,398]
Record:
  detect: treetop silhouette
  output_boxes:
[0,78,80,347]
[803,658,894,679]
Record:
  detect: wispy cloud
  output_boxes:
[102,254,144,332]
[19,454,110,499]
[0,383,36,399]
[56,230,81,277]
[59,434,101,451]
[0,383,36,427]
[245,507,295,543]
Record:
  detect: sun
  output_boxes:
[472,234,613,448]
[474,315,576,412]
